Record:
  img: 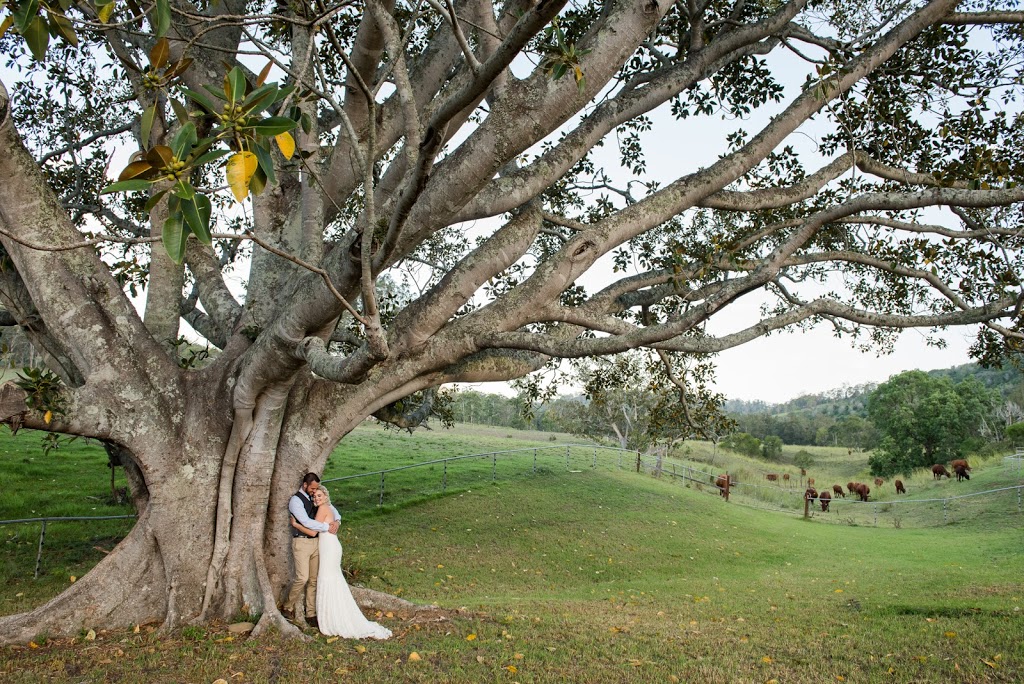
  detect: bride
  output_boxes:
[291,487,392,639]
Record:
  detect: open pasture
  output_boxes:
[0,424,1022,682]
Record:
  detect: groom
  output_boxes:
[283,472,340,627]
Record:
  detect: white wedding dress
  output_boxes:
[316,530,392,639]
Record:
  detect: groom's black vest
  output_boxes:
[292,491,318,539]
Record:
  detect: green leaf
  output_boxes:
[100,179,155,194]
[170,121,197,159]
[252,143,277,186]
[224,66,247,104]
[189,149,231,167]
[249,164,267,196]
[49,13,77,47]
[552,62,567,80]
[169,98,190,127]
[300,112,312,135]
[0,15,14,40]
[181,193,212,244]
[144,188,169,212]
[23,15,49,61]
[250,116,296,136]
[181,88,219,114]
[140,103,157,148]
[153,0,170,37]
[13,0,39,34]
[95,0,115,23]
[149,36,169,70]
[172,181,195,200]
[162,212,188,264]
[241,83,278,116]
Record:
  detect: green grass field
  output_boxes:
[1,423,1023,682]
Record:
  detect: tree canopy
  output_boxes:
[867,369,996,475]
[1,0,1024,642]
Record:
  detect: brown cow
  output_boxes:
[714,474,733,497]
[932,464,951,480]
[874,477,884,487]
[847,481,857,496]
[895,479,906,495]
[807,478,815,487]
[951,459,971,472]
[766,473,779,482]
[804,487,818,502]
[819,490,831,512]
[832,484,845,498]
[800,468,807,476]
[783,473,791,482]
[954,464,970,482]
[850,483,870,501]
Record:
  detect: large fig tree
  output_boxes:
[1,0,1023,641]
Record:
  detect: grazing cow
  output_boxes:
[783,473,791,483]
[850,483,870,501]
[766,473,779,482]
[874,477,884,487]
[951,459,971,472]
[847,481,857,496]
[932,464,951,480]
[895,479,906,495]
[804,487,818,507]
[819,490,831,512]
[954,464,970,482]
[832,484,845,498]
[714,474,733,497]
[800,468,807,477]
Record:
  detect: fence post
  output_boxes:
[533,449,537,474]
[443,459,448,492]
[34,521,47,579]
[492,452,497,481]
[873,503,878,527]
[635,451,641,473]
[724,472,730,502]
[617,451,622,469]
[379,472,385,507]
[566,447,570,470]
[943,498,948,525]
[593,448,597,469]
[1018,486,1021,514]
[803,492,809,519]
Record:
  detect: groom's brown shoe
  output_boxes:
[306,615,319,629]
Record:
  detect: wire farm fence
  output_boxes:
[4,445,1024,579]
[0,515,136,579]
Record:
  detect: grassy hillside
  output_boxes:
[1,424,1022,682]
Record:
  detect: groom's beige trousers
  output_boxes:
[287,536,320,618]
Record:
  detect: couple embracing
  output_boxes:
[283,473,391,639]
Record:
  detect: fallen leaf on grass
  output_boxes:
[326,637,339,643]
[945,631,957,639]
[476,656,485,664]
[762,656,772,664]
[70,575,76,583]
[212,680,228,684]
[514,653,524,660]
[504,665,518,673]
[408,652,422,662]
[466,633,477,641]
[28,642,39,649]
[84,630,96,641]
[982,659,998,669]
[354,645,366,653]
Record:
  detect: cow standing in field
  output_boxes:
[847,482,857,496]
[850,483,870,501]
[819,490,831,512]
[932,464,951,480]
[954,464,970,482]
[832,484,845,498]
[714,474,733,497]
[895,480,906,494]
[766,473,779,483]
[951,459,971,473]
[783,473,790,484]
[874,477,884,487]
[804,487,818,504]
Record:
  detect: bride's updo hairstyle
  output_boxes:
[317,486,331,503]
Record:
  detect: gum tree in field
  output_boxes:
[1,0,1023,641]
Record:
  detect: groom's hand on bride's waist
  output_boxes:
[328,520,340,534]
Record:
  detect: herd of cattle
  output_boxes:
[713,459,974,511]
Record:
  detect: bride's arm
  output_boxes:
[290,516,318,537]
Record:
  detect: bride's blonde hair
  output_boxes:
[316,486,330,503]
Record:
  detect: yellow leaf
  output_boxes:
[945,631,957,638]
[466,634,477,641]
[29,641,39,649]
[354,645,367,653]
[514,653,524,660]
[85,629,96,641]
[408,652,421,662]
[437,564,444,568]
[385,612,393,618]
[225,152,258,203]
[44,410,52,424]
[133,624,140,634]
[476,655,485,664]
[326,637,339,643]
[213,680,229,684]
[762,656,773,664]
[982,659,998,669]
[69,575,76,583]
[275,132,295,160]
[834,589,844,593]
[505,665,518,673]
[97,2,115,23]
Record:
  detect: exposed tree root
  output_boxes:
[0,517,165,644]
